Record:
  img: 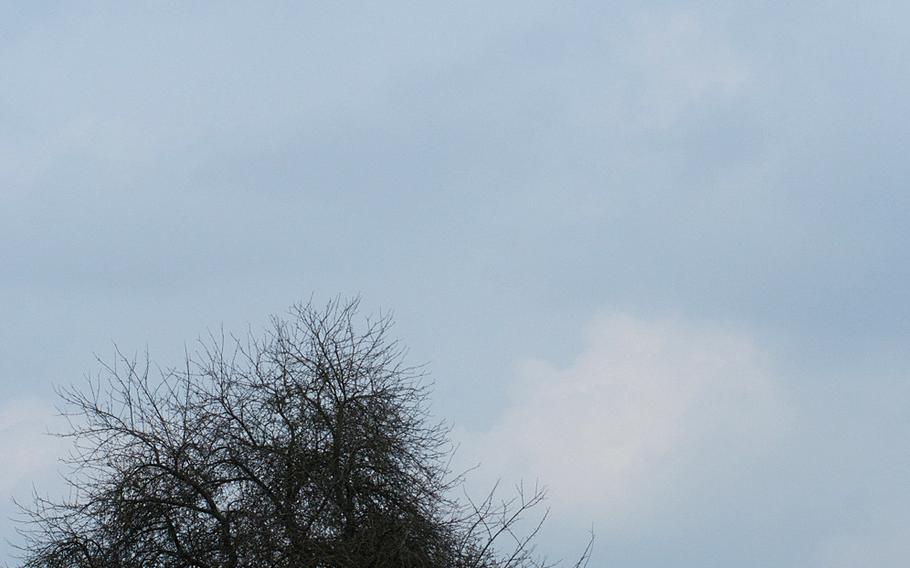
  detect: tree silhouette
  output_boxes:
[16,298,592,568]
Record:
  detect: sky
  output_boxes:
[2,2,910,566]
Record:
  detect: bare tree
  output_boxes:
[15,298,592,568]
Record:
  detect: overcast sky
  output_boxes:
[3,2,910,566]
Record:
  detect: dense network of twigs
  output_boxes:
[15,298,592,568]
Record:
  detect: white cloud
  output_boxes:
[622,8,752,129]
[0,397,66,494]
[458,314,790,531]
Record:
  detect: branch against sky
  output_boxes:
[15,298,591,568]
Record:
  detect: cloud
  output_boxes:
[458,314,790,531]
[0,397,66,494]
[0,397,70,560]
[622,8,752,129]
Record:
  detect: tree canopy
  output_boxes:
[16,299,591,568]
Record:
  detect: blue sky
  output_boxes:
[2,2,910,566]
